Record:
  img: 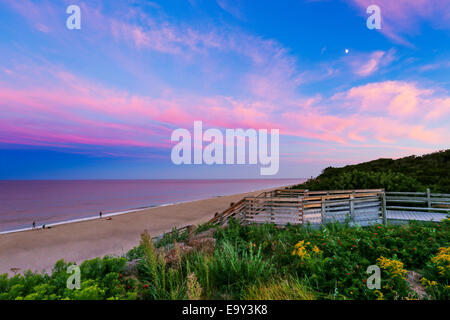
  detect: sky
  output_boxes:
[0,0,449,179]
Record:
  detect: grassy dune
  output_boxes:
[1,217,449,300]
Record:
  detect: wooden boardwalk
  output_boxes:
[386,210,447,222]
[210,188,450,227]
[161,188,450,239]
[210,189,387,227]
[385,190,449,223]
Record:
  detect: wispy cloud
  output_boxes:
[350,49,396,77]
[349,0,450,45]
[216,0,246,20]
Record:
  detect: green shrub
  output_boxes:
[209,240,273,296]
[295,170,424,192]
[292,149,450,193]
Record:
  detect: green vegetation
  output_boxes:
[1,218,449,300]
[0,257,137,300]
[292,149,450,192]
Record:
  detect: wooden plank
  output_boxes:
[386,196,428,201]
[353,202,381,209]
[386,206,450,212]
[326,206,351,212]
[386,192,427,195]
[245,216,300,224]
[304,193,379,202]
[431,201,450,205]
[387,210,447,222]
[387,199,428,203]
[355,208,381,215]
[354,214,380,220]
[430,197,450,202]
[354,212,381,218]
[306,189,382,195]
[246,213,300,219]
[352,219,382,227]
[430,193,450,198]
[324,198,380,207]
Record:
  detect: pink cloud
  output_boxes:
[1,63,448,154]
[351,50,396,77]
[333,81,439,117]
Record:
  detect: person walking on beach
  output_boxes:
[99,211,102,219]
[32,221,35,229]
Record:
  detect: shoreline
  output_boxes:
[0,183,296,235]
[0,185,291,275]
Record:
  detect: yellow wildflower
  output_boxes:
[420,277,438,288]
[374,290,384,300]
[292,240,321,260]
[312,245,322,254]
[427,247,450,278]
[377,256,407,279]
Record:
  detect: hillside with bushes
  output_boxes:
[292,149,450,192]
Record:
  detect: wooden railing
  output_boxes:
[244,189,384,227]
[154,197,248,242]
[385,189,450,222]
[208,198,247,224]
[386,189,450,212]
[154,188,450,242]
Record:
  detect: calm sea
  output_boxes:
[0,179,303,233]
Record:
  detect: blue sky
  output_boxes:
[0,0,449,179]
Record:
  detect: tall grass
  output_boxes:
[209,240,273,296]
[244,275,316,300]
[138,231,186,300]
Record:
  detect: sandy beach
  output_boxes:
[0,187,278,275]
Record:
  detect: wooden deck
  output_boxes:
[209,189,386,227]
[217,188,449,227]
[386,210,447,222]
[158,188,450,240]
[385,190,449,223]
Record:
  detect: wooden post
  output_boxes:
[298,199,302,225]
[382,191,387,226]
[350,194,355,224]
[242,199,246,224]
[321,197,326,224]
[270,193,274,223]
[248,199,253,223]
[301,198,305,225]
[427,188,431,209]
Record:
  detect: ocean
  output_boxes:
[0,179,303,233]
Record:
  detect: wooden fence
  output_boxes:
[385,189,450,222]
[244,189,384,227]
[154,188,450,242]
